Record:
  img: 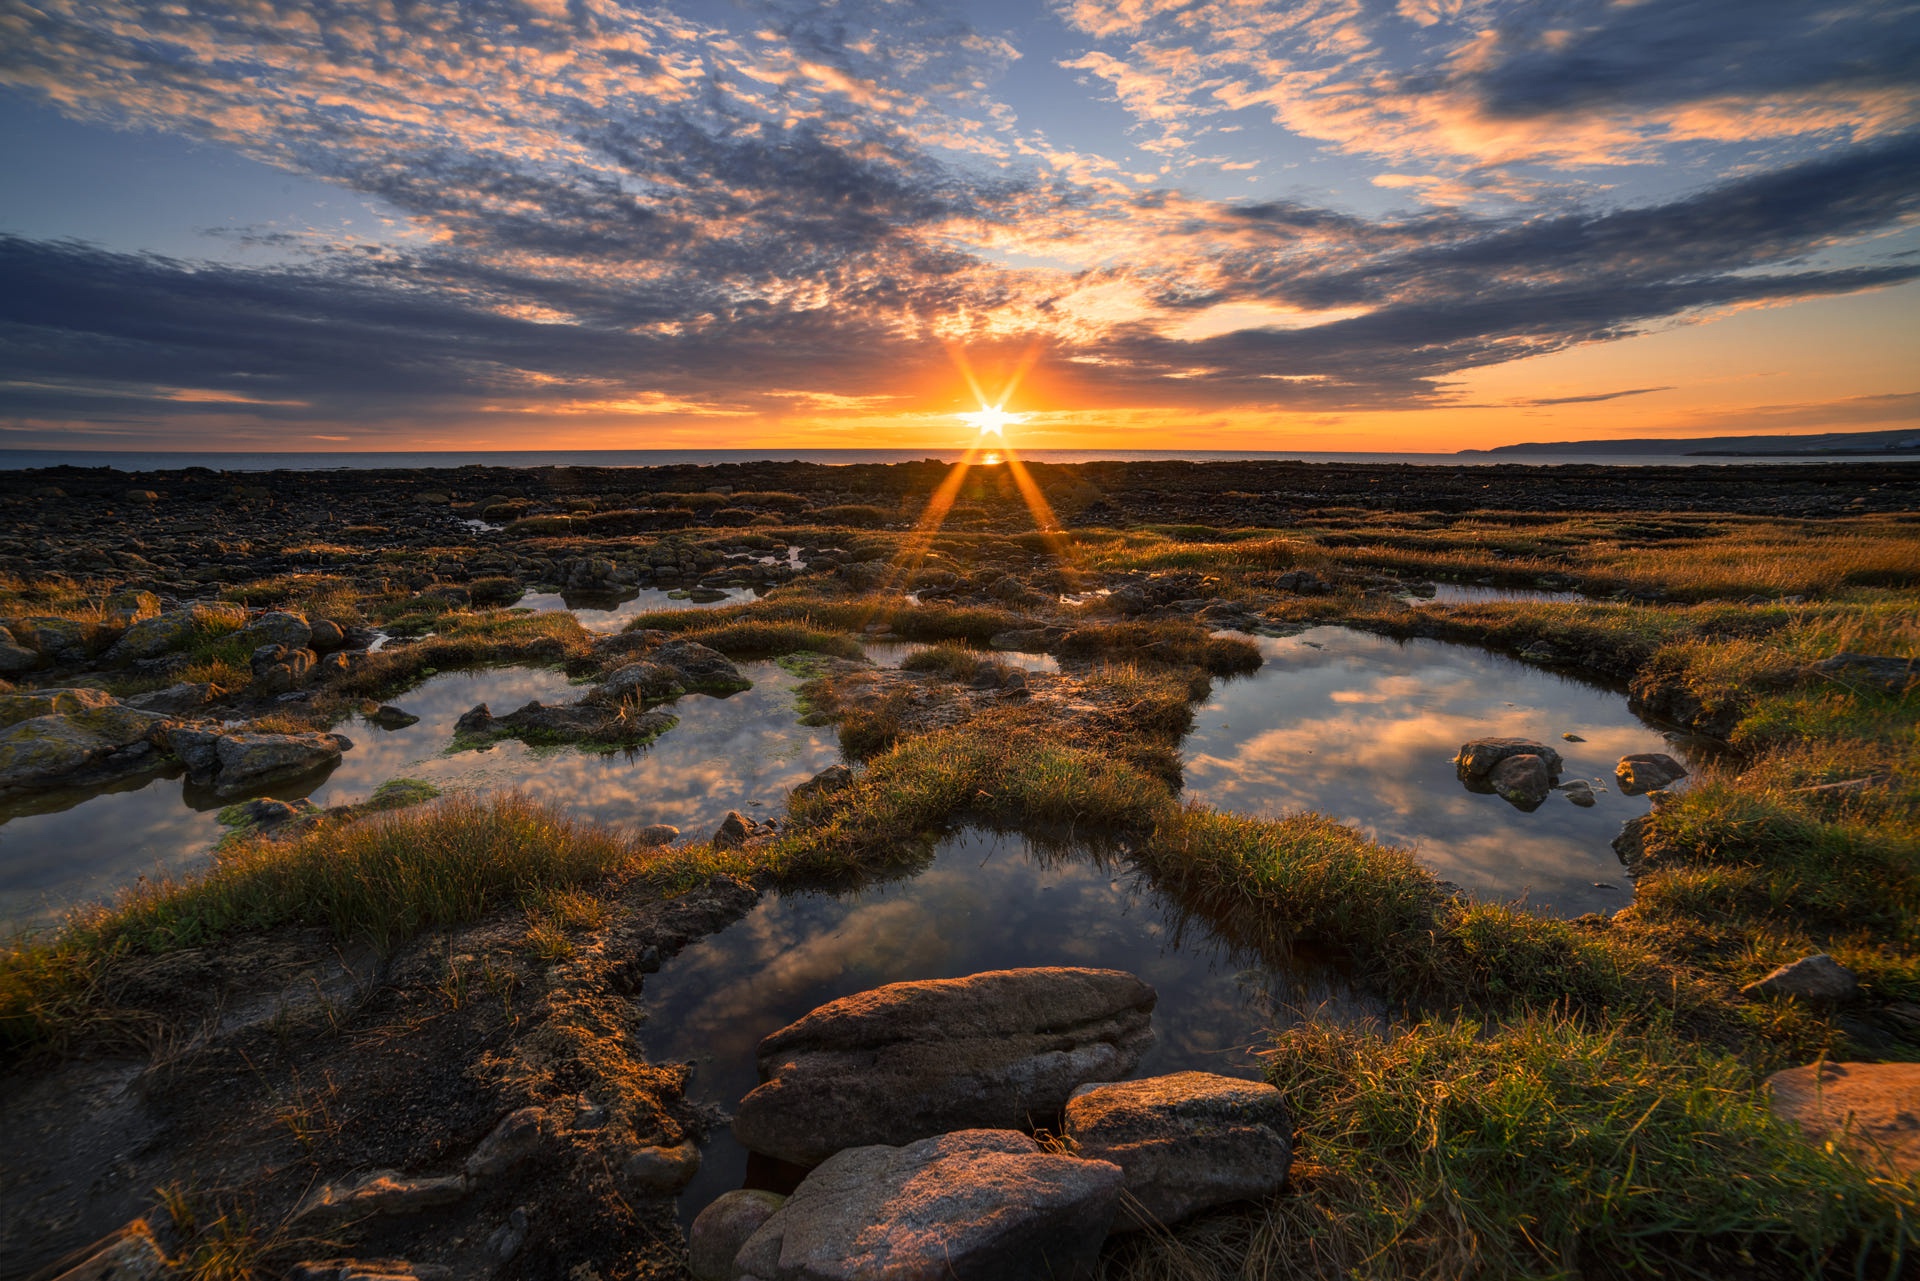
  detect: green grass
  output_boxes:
[663,620,865,661]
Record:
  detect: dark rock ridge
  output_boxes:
[732,967,1157,1167]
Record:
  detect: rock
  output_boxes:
[1488,753,1553,808]
[241,610,313,650]
[1612,813,1652,869]
[625,1140,701,1192]
[487,1207,530,1262]
[1002,668,1029,694]
[735,1130,1121,1281]
[487,698,675,746]
[103,590,162,630]
[1767,1061,1920,1178]
[791,764,853,798]
[250,645,317,694]
[1627,673,1741,740]
[125,681,225,714]
[636,823,680,846]
[109,601,248,662]
[308,618,347,650]
[0,636,38,673]
[733,967,1156,1167]
[654,639,750,693]
[296,1169,469,1221]
[689,1190,787,1281]
[1274,569,1328,595]
[1811,653,1918,696]
[1615,752,1688,795]
[1561,732,1586,742]
[603,660,687,704]
[368,704,420,728]
[1742,953,1859,1003]
[229,797,317,829]
[1558,779,1597,807]
[465,1107,550,1180]
[1455,737,1564,783]
[454,704,495,734]
[988,628,1061,651]
[713,809,775,850]
[12,616,91,662]
[1064,1071,1292,1230]
[170,728,351,796]
[289,1260,453,1281]
[40,1220,168,1281]
[0,691,170,792]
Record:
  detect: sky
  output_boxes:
[0,0,1917,453]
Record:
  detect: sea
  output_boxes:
[3,448,1914,472]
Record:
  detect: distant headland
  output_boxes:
[1459,427,1919,458]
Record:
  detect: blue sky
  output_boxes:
[1,0,1915,450]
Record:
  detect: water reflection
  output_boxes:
[1182,626,1682,917]
[516,588,755,633]
[2,662,841,931]
[1409,583,1584,606]
[863,640,1060,673]
[642,828,1373,1224]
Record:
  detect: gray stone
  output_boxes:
[170,728,351,796]
[295,1169,468,1221]
[791,764,853,799]
[689,1190,786,1281]
[126,681,225,715]
[465,1107,550,1180]
[1742,953,1859,1003]
[108,602,248,661]
[1768,1061,1920,1178]
[1558,779,1597,807]
[654,639,750,693]
[308,618,347,650]
[603,660,687,704]
[243,611,313,650]
[1064,1071,1292,1230]
[733,967,1156,1167]
[1455,737,1564,782]
[1811,653,1918,696]
[625,1140,700,1192]
[0,638,38,673]
[1615,752,1688,795]
[713,809,774,850]
[734,1130,1121,1281]
[454,704,495,734]
[636,823,681,847]
[368,704,420,729]
[0,691,170,791]
[1489,753,1552,808]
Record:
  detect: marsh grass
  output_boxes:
[664,619,865,661]
[1060,620,1263,675]
[627,592,1025,645]
[325,609,594,703]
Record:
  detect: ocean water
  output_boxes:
[3,448,1911,472]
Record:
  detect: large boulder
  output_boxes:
[1454,737,1563,783]
[0,689,171,792]
[690,1190,787,1281]
[1488,754,1553,809]
[1615,752,1688,795]
[653,639,750,694]
[0,627,38,674]
[9,616,91,663]
[108,602,248,662]
[168,727,351,796]
[602,660,686,705]
[1768,1062,1920,1178]
[126,681,226,715]
[242,611,313,650]
[1063,1071,1293,1230]
[732,1130,1122,1281]
[733,968,1156,1167]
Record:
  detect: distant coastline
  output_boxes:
[1459,427,1919,459]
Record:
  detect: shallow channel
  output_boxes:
[1182,626,1687,918]
[640,827,1377,1226]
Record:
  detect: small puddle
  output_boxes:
[1182,626,1686,918]
[517,588,757,634]
[642,827,1377,1226]
[1,663,839,931]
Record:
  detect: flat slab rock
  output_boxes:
[1064,1071,1293,1230]
[732,967,1156,1167]
[733,1129,1122,1281]
[1768,1061,1920,1178]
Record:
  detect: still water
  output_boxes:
[515,588,755,633]
[1181,626,1684,918]
[640,827,1374,1224]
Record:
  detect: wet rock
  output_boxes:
[1615,752,1688,795]
[734,1130,1122,1281]
[792,764,853,798]
[1627,673,1741,739]
[713,809,776,850]
[295,1169,468,1221]
[1768,1061,1920,1178]
[690,1190,787,1281]
[108,602,248,661]
[637,823,681,846]
[733,967,1156,1166]
[1742,954,1859,1003]
[1064,1071,1292,1230]
[454,704,495,734]
[1488,753,1553,808]
[0,690,170,792]
[1612,813,1652,870]
[126,681,225,714]
[1454,737,1564,783]
[465,1107,550,1180]
[654,639,750,693]
[367,704,420,728]
[489,697,676,746]
[603,659,687,704]
[169,727,351,796]
[1557,779,1597,807]
[626,1139,702,1192]
[241,610,313,650]
[1811,653,1917,696]
[309,618,347,651]
[230,796,318,829]
[40,1220,168,1281]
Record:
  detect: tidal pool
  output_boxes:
[516,587,756,633]
[1,661,840,931]
[641,827,1372,1224]
[1182,626,1685,918]
[863,640,1060,673]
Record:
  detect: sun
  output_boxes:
[958,404,1026,436]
